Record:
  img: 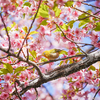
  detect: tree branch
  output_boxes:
[17,0,42,56]
[0,47,44,78]
[19,50,100,95]
[37,54,85,65]
[73,7,100,19]
[81,2,100,9]
[0,13,11,52]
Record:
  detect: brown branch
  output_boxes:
[92,88,100,100]
[26,39,29,61]
[0,13,11,52]
[73,7,100,19]
[17,0,42,57]
[14,81,22,100]
[81,2,100,9]
[37,54,86,65]
[35,88,38,100]
[63,11,100,24]
[19,50,100,95]
[0,47,44,78]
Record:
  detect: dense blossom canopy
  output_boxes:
[0,0,100,100]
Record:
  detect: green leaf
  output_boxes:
[94,22,100,31]
[65,1,74,7]
[2,27,11,31]
[78,18,90,27]
[23,2,31,7]
[68,77,72,82]
[29,50,37,59]
[54,27,60,32]
[38,8,49,18]
[40,3,48,12]
[54,7,61,17]
[78,13,86,19]
[59,61,64,66]
[30,31,38,35]
[40,20,48,25]
[88,65,96,71]
[53,1,58,10]
[11,22,16,28]
[41,58,48,62]
[60,50,68,55]
[23,26,28,33]
[67,20,75,28]
[29,56,34,61]
[33,68,35,73]
[3,63,13,73]
[62,24,68,31]
[0,68,9,75]
[14,67,26,74]
[79,21,87,27]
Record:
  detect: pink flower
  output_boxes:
[29,43,36,51]
[4,73,11,82]
[68,50,75,56]
[1,92,9,99]
[72,11,79,18]
[56,0,64,5]
[75,81,81,88]
[70,91,75,97]
[90,88,96,93]
[39,25,51,36]
[90,33,99,42]
[95,1,100,7]
[19,73,26,81]
[76,1,81,7]
[74,28,81,37]
[14,33,19,39]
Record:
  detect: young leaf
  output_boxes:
[3,63,13,73]
[54,7,61,17]
[65,1,74,7]
[59,61,64,66]
[29,50,37,59]
[0,68,9,75]
[67,20,75,28]
[23,2,31,7]
[39,9,49,18]
[23,26,28,33]
[14,67,26,74]
[30,31,38,35]
[94,22,100,31]
[62,24,68,31]
[88,65,96,71]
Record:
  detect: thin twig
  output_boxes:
[17,0,42,57]
[22,49,26,59]
[35,88,38,100]
[0,47,44,78]
[11,60,20,65]
[81,2,100,9]
[0,13,11,52]
[54,22,87,56]
[63,11,100,24]
[92,88,100,100]
[73,7,100,19]
[26,39,29,61]
[37,54,85,65]
[14,81,22,100]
